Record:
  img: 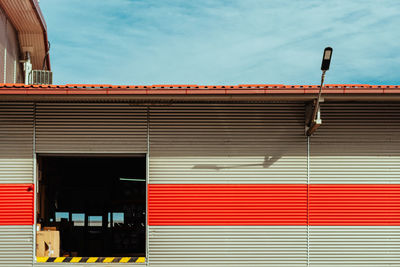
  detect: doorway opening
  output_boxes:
[36,155,146,258]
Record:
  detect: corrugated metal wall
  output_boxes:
[1,101,400,266]
[0,102,34,267]
[148,103,308,266]
[309,103,400,266]
[35,103,148,153]
[309,226,400,266]
[0,103,34,183]
[149,103,307,184]
[310,103,400,184]
[149,226,307,267]
[0,184,34,225]
[148,184,307,226]
[0,226,34,267]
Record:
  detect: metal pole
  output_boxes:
[310,70,326,124]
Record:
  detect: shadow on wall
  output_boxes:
[192,155,281,171]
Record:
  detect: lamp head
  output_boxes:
[321,47,333,71]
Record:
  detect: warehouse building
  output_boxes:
[1,0,400,267]
[1,84,400,267]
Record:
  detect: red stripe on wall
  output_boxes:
[0,184,34,225]
[2,183,399,226]
[309,184,400,226]
[149,184,400,226]
[148,184,308,225]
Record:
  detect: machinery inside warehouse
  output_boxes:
[36,156,146,257]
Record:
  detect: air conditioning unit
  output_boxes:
[31,70,53,85]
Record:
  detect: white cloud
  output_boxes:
[40,0,400,85]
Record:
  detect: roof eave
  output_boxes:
[1,93,400,103]
[29,0,50,70]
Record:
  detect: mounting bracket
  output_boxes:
[305,97,324,136]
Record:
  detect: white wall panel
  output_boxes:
[310,103,400,184]
[0,102,34,183]
[149,226,307,266]
[0,225,33,267]
[309,226,400,266]
[149,103,307,184]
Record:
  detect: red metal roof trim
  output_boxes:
[0,84,400,95]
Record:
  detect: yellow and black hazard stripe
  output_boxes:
[37,257,146,263]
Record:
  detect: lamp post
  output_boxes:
[307,47,333,136]
[319,47,333,100]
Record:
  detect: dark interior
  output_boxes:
[38,156,146,257]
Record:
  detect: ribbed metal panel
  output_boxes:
[310,103,400,184]
[148,184,307,226]
[35,103,147,153]
[0,225,33,267]
[309,103,400,266]
[0,102,34,183]
[309,184,400,226]
[0,0,42,32]
[149,103,306,184]
[0,184,34,225]
[309,226,400,266]
[149,226,307,266]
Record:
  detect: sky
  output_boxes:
[39,0,400,86]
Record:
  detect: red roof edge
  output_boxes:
[1,84,400,95]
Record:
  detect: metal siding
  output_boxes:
[0,184,34,225]
[35,103,147,153]
[148,226,307,266]
[0,225,33,267]
[149,103,307,184]
[0,102,34,183]
[309,103,400,265]
[309,184,400,226]
[148,184,307,226]
[148,103,307,265]
[310,103,400,184]
[309,226,400,266]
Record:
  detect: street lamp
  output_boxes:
[318,47,333,103]
[307,47,333,136]
[321,47,333,71]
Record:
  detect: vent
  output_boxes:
[31,70,53,85]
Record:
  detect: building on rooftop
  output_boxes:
[0,0,50,85]
[1,1,400,267]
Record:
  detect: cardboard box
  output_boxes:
[43,226,57,231]
[36,230,60,257]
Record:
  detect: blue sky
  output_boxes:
[39,0,400,85]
